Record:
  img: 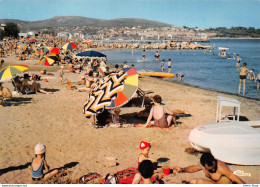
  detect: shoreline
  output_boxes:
[3,56,260,101]
[0,55,260,184]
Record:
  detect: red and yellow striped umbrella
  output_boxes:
[62,42,78,50]
[37,43,46,48]
[0,65,28,82]
[39,53,57,66]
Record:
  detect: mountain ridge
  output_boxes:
[0,16,173,32]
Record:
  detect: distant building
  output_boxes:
[27,31,39,37]
[1,24,6,31]
[57,32,71,38]
[18,33,28,38]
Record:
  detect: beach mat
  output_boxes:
[108,123,175,129]
[100,167,158,184]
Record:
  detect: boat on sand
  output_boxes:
[138,72,174,78]
[189,121,260,165]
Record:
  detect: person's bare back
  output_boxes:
[237,66,249,76]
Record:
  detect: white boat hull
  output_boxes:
[189,122,260,165]
[218,47,229,50]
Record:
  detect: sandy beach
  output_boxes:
[0,56,260,184]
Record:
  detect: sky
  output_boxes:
[0,0,259,28]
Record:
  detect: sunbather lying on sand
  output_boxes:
[132,141,156,184]
[173,153,245,184]
[29,143,59,181]
[145,95,176,128]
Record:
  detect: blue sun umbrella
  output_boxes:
[76,50,106,58]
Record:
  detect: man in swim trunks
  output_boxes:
[237,62,249,95]
[167,58,172,73]
[173,153,245,184]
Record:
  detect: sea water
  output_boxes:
[103,39,260,100]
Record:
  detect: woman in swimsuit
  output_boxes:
[29,143,59,181]
[145,95,176,128]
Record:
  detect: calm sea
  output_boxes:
[103,39,260,100]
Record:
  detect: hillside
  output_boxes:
[0,16,172,32]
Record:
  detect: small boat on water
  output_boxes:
[218,47,229,50]
[189,121,260,165]
[138,72,175,78]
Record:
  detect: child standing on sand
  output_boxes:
[59,66,64,84]
[29,143,59,181]
[132,141,156,184]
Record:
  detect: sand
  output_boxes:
[0,56,259,184]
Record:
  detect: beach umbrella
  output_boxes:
[37,43,46,48]
[39,53,57,66]
[50,47,59,55]
[0,64,28,82]
[28,38,37,43]
[38,46,51,54]
[83,68,138,118]
[17,41,27,45]
[109,68,138,108]
[76,50,106,58]
[18,44,27,51]
[62,42,78,50]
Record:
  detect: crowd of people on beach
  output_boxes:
[0,36,255,184]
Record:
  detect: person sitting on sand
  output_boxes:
[132,141,156,184]
[22,74,51,94]
[86,71,95,88]
[0,82,12,106]
[76,76,86,85]
[173,152,245,184]
[29,143,59,181]
[107,107,126,124]
[12,75,26,93]
[145,95,177,128]
[136,160,154,184]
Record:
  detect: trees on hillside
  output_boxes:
[0,22,20,39]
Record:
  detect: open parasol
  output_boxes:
[83,68,138,118]
[0,64,28,82]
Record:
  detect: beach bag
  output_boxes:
[104,173,119,184]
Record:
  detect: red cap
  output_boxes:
[139,141,151,149]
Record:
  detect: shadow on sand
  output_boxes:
[11,97,33,106]
[0,162,79,176]
[0,162,31,176]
